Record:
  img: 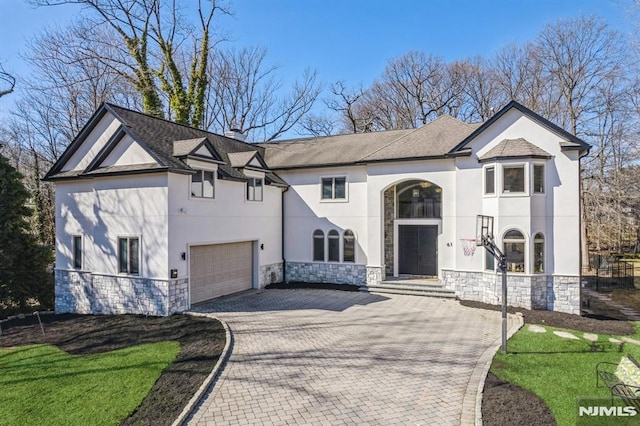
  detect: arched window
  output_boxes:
[503,230,525,273]
[396,180,442,218]
[313,230,324,261]
[534,233,544,273]
[343,230,355,263]
[328,230,339,262]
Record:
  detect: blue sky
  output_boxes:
[0,0,634,115]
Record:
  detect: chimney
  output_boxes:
[225,128,247,142]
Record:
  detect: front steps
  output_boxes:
[360,279,456,299]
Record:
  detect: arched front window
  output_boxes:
[328,230,339,262]
[343,230,355,263]
[396,180,442,218]
[534,233,544,273]
[503,230,525,273]
[313,230,324,261]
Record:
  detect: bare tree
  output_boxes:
[205,46,321,141]
[0,64,15,98]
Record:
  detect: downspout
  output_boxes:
[281,186,288,283]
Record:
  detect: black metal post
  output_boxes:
[482,235,508,354]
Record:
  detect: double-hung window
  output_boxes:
[191,170,215,198]
[247,178,263,201]
[118,237,140,275]
[321,177,346,200]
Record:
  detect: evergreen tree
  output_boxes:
[0,151,53,312]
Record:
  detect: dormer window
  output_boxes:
[191,170,215,198]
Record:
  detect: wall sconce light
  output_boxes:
[179,207,188,214]
[181,252,186,260]
[260,243,264,250]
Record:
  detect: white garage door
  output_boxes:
[190,242,253,304]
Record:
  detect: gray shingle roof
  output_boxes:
[479,138,553,161]
[228,151,258,168]
[262,116,480,169]
[45,103,287,186]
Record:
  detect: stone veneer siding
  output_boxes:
[259,262,284,287]
[285,262,366,285]
[383,187,395,276]
[441,269,580,314]
[55,270,188,316]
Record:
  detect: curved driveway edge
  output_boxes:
[172,315,234,426]
[462,312,524,426]
[187,289,516,425]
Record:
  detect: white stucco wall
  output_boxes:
[167,172,283,281]
[55,174,169,278]
[454,108,581,276]
[101,135,158,167]
[278,166,368,265]
[62,113,121,172]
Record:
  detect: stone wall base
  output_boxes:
[441,269,580,314]
[55,270,188,316]
[259,262,284,288]
[285,262,366,285]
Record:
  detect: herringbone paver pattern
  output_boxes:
[187,289,509,425]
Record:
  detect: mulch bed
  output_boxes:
[460,300,637,426]
[0,313,225,426]
[266,281,360,291]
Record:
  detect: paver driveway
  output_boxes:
[187,289,516,425]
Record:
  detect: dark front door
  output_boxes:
[398,225,438,276]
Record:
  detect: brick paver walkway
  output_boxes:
[187,289,513,425]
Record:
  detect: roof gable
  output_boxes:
[449,100,590,155]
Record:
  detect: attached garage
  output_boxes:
[189,241,254,304]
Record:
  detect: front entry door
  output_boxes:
[398,225,438,276]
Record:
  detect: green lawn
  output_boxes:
[492,323,640,426]
[0,342,180,426]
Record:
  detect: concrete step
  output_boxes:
[360,282,456,299]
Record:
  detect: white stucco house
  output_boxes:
[44,100,589,315]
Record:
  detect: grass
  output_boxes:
[0,342,180,426]
[491,322,640,426]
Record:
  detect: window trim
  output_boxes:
[117,235,141,276]
[190,169,216,199]
[532,163,545,195]
[72,235,83,270]
[246,177,264,202]
[319,176,348,202]
[484,165,496,196]
[502,163,527,195]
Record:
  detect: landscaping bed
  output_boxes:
[460,301,638,426]
[0,313,225,426]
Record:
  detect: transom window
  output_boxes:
[397,180,442,219]
[118,237,140,275]
[503,165,525,193]
[191,170,215,198]
[247,178,263,201]
[321,177,346,200]
[503,230,525,273]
